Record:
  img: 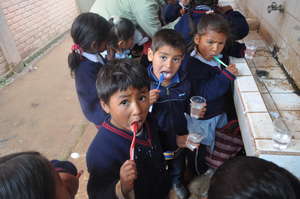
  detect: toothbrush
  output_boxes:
[156,72,165,89]
[130,122,138,160]
[213,56,228,68]
[149,73,165,112]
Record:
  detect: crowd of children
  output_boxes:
[1,1,300,199]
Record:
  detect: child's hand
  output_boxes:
[58,170,83,198]
[176,135,188,148]
[226,64,238,76]
[120,160,137,195]
[179,0,191,6]
[149,89,160,105]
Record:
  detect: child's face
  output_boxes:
[194,30,227,61]
[101,87,149,132]
[119,36,135,50]
[147,45,183,82]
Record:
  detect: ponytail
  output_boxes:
[68,51,82,77]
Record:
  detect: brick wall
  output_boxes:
[0,0,79,60]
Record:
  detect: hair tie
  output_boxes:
[71,44,83,54]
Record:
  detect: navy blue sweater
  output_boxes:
[174,6,249,44]
[148,65,190,151]
[74,59,108,126]
[86,117,170,199]
[185,54,235,120]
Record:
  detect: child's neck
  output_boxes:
[196,47,213,61]
[161,79,171,87]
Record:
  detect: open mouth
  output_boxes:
[161,72,172,79]
[130,120,142,130]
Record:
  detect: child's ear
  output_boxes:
[194,34,201,46]
[91,41,97,51]
[118,40,126,49]
[100,100,110,114]
[147,48,154,62]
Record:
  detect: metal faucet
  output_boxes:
[267,2,284,13]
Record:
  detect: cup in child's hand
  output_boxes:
[244,40,257,59]
[190,96,206,119]
[186,133,203,151]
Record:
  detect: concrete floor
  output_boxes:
[1,15,296,199]
[0,35,93,198]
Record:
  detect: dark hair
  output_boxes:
[191,0,219,8]
[96,59,150,104]
[196,13,230,37]
[208,156,300,199]
[108,17,135,49]
[151,29,186,54]
[0,151,56,199]
[68,13,111,75]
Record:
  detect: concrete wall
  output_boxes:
[0,49,8,76]
[0,0,79,76]
[237,0,300,88]
[76,0,95,13]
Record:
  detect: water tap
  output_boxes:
[267,2,284,13]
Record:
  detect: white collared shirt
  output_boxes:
[82,52,105,65]
[190,49,223,69]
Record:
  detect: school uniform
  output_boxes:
[86,117,170,199]
[147,65,190,186]
[74,52,108,126]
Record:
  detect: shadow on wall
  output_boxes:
[76,0,96,12]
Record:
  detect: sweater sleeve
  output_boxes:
[224,40,246,58]
[87,131,125,199]
[190,69,235,101]
[75,63,108,126]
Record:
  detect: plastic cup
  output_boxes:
[190,96,206,119]
[186,133,203,151]
[244,41,257,59]
[272,118,292,150]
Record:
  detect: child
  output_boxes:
[174,1,249,48]
[147,29,204,199]
[163,0,191,24]
[86,59,170,199]
[208,156,300,199]
[0,151,82,199]
[68,13,111,126]
[104,16,136,60]
[184,13,240,173]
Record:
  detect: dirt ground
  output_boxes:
[0,35,94,198]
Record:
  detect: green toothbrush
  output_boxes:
[213,56,228,68]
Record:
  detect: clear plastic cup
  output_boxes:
[272,118,292,150]
[186,133,203,151]
[244,41,257,59]
[190,96,206,119]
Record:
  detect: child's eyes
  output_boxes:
[139,95,147,101]
[160,56,167,61]
[172,57,182,63]
[120,100,129,105]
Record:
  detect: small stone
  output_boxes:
[70,152,80,159]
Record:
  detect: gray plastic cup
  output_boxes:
[190,96,206,119]
[186,133,203,151]
[245,40,257,59]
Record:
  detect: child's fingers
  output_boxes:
[76,170,84,178]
